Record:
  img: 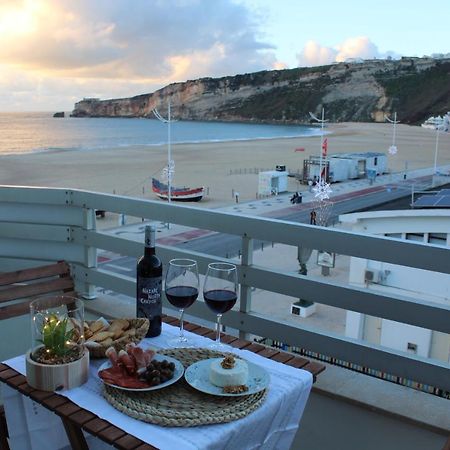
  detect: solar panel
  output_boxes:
[436,196,450,207]
[413,188,450,208]
[413,193,450,208]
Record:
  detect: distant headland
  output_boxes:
[71,57,450,125]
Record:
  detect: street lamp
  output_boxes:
[153,100,177,229]
[433,125,441,175]
[309,108,332,201]
[384,112,399,156]
[153,100,176,204]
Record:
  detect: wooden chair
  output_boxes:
[0,261,76,450]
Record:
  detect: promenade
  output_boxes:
[102,164,450,246]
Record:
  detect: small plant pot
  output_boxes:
[26,348,89,391]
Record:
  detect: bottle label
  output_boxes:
[137,276,162,321]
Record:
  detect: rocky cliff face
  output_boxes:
[71,57,450,124]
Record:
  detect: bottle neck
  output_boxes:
[144,226,156,256]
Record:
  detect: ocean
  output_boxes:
[0,112,320,156]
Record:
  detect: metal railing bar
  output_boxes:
[0,203,84,227]
[0,223,70,242]
[0,186,69,204]
[243,265,450,334]
[2,186,449,273]
[223,310,450,392]
[73,229,450,333]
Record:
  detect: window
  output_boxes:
[428,233,447,245]
[374,157,378,166]
[406,233,424,242]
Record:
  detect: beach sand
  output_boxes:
[1,122,449,228]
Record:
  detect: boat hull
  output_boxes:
[152,178,204,202]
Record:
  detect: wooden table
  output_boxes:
[0,315,325,450]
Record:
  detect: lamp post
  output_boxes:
[384,112,400,180]
[153,100,175,204]
[153,100,176,229]
[384,112,399,155]
[308,108,333,226]
[433,126,440,175]
[309,108,328,184]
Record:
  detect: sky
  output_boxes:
[0,0,448,112]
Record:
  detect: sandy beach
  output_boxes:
[1,122,449,228]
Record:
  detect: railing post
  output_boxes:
[74,205,97,300]
[239,234,253,340]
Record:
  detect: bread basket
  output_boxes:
[84,318,149,358]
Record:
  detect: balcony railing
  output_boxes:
[1,185,449,393]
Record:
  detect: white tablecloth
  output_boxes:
[2,323,313,450]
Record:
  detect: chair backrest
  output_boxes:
[0,261,75,320]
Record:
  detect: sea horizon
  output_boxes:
[0,111,323,156]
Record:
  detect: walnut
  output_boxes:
[221,355,236,369]
[223,385,249,394]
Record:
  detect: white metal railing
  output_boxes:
[1,185,449,392]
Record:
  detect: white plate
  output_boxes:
[98,354,184,392]
[184,358,270,397]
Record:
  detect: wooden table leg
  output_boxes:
[61,418,90,450]
[0,405,11,450]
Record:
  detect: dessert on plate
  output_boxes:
[209,355,249,393]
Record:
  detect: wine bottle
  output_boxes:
[136,225,162,337]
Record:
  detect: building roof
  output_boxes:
[330,152,386,159]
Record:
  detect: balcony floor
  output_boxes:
[294,390,448,450]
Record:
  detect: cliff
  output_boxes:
[71,57,450,124]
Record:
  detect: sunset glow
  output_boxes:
[0,0,447,111]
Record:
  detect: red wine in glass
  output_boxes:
[203,289,237,314]
[203,262,238,349]
[166,285,198,309]
[165,259,199,347]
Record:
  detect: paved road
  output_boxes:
[100,176,435,271]
[176,180,430,259]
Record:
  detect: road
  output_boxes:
[100,177,435,272]
[176,180,429,259]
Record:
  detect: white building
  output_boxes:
[340,209,450,362]
[258,170,288,196]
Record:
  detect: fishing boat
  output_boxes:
[152,178,204,202]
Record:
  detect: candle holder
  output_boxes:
[26,295,89,391]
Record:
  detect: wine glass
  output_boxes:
[165,259,199,347]
[203,262,238,349]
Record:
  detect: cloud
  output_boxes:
[0,0,281,110]
[297,36,390,67]
[0,0,275,82]
[299,41,338,66]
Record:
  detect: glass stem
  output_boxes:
[179,309,185,340]
[216,314,222,344]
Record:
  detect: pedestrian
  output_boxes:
[310,210,317,225]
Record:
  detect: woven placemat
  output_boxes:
[102,348,268,427]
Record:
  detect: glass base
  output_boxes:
[206,340,230,352]
[166,335,196,348]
